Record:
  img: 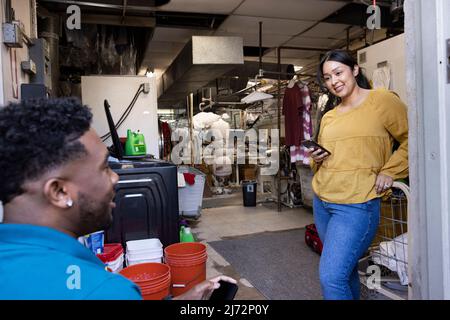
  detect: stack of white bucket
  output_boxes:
[96,243,124,273]
[125,238,163,266]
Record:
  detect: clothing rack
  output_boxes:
[255,21,328,211]
[262,46,327,212]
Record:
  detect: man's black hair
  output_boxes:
[0,97,93,204]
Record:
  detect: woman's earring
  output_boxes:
[66,199,73,208]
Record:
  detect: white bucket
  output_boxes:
[126,238,162,252]
[126,255,162,266]
[126,248,163,261]
[106,254,124,273]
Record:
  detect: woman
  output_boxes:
[308,49,408,300]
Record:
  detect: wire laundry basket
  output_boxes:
[359,181,410,300]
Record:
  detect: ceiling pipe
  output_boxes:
[122,0,127,19]
[259,21,263,73]
[39,0,158,12]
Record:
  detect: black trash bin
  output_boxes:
[242,180,257,207]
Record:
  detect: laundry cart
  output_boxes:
[358,181,410,300]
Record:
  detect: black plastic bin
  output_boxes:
[242,180,257,207]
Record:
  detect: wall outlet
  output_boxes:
[143,82,150,94]
[21,59,37,75]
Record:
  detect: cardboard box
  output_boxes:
[239,164,257,181]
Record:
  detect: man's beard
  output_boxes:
[78,191,113,235]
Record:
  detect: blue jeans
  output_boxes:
[313,195,380,300]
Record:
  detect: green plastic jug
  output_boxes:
[180,226,195,243]
[125,129,146,156]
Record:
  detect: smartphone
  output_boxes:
[209,280,239,301]
[301,140,331,155]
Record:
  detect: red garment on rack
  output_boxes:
[282,85,304,146]
[161,121,172,158]
[183,173,195,185]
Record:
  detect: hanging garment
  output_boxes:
[183,173,196,185]
[282,85,303,147]
[372,66,391,90]
[290,145,302,163]
[284,84,313,163]
[318,94,329,113]
[299,84,313,165]
[161,121,172,159]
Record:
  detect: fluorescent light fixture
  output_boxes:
[145,67,155,77]
[157,109,175,114]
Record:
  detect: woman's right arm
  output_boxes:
[308,148,329,173]
[308,120,329,173]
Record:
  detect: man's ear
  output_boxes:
[43,178,73,209]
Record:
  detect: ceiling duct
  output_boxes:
[156,36,298,109]
[157,36,245,109]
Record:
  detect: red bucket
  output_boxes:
[119,263,171,300]
[140,276,171,300]
[119,262,169,283]
[165,242,206,258]
[164,243,207,296]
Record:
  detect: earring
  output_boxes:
[66,199,73,208]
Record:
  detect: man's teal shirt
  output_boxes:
[0,223,142,300]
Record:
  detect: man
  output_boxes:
[0,98,235,299]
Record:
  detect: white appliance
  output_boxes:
[357,34,406,104]
[81,76,159,158]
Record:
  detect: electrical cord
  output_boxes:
[114,89,144,130]
[101,90,143,142]
[101,84,144,141]
[110,84,144,132]
[101,90,142,141]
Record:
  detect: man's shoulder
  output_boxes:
[0,246,140,299]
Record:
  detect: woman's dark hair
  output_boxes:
[317,49,371,90]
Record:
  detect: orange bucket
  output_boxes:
[164,242,207,297]
[119,262,169,283]
[165,242,206,258]
[141,281,171,300]
[165,252,207,265]
[119,262,171,300]
[140,277,171,300]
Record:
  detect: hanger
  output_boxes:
[297,76,309,88]
[287,75,297,88]
[287,74,309,89]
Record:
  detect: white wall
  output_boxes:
[405,0,450,299]
[358,34,406,103]
[1,0,33,104]
[0,3,5,106]
[81,76,160,158]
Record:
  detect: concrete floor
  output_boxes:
[188,201,315,300]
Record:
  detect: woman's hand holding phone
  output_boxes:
[307,147,330,164]
[302,140,330,164]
